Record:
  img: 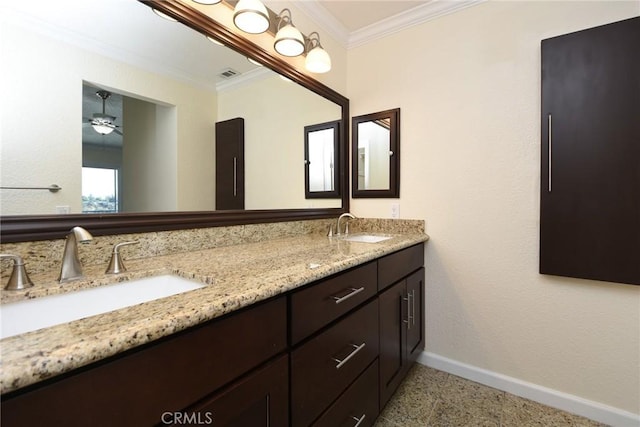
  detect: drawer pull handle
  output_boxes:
[332,287,365,304]
[352,414,366,426]
[332,342,366,369]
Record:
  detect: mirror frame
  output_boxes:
[0,0,349,243]
[351,108,400,198]
[304,120,340,199]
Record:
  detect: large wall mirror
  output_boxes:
[0,0,349,242]
[352,108,400,198]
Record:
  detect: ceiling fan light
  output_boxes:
[305,46,332,73]
[233,0,270,34]
[274,24,305,57]
[91,123,115,135]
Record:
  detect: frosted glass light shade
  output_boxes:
[233,0,270,34]
[92,123,115,135]
[274,24,305,57]
[305,46,332,73]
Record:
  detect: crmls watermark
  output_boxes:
[161,411,213,425]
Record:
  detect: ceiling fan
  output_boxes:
[85,90,122,135]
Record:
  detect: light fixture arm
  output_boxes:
[276,8,293,31]
[306,31,322,50]
[96,90,111,114]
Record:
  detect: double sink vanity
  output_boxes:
[0,220,428,426]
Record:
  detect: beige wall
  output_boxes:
[347,0,639,416]
[218,74,341,209]
[0,22,216,215]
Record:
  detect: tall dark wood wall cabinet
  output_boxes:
[216,118,245,210]
[540,17,640,286]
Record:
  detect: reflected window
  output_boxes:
[82,167,119,213]
[304,121,340,199]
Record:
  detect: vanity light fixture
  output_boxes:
[152,8,178,22]
[305,32,332,73]
[273,9,305,57]
[233,0,270,34]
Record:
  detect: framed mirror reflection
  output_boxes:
[352,108,400,198]
[304,121,340,199]
[0,0,349,242]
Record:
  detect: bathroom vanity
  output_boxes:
[0,233,426,426]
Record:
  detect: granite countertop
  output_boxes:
[0,231,428,394]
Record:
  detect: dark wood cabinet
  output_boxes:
[406,268,425,365]
[540,17,640,286]
[215,117,245,210]
[1,297,286,427]
[182,354,289,427]
[312,359,379,427]
[291,300,379,427]
[2,243,426,426]
[379,268,425,408]
[290,261,377,345]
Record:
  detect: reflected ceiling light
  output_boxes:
[192,0,222,4]
[206,35,224,46]
[91,91,117,135]
[305,32,331,73]
[152,8,178,22]
[247,57,263,67]
[233,0,270,34]
[273,9,305,57]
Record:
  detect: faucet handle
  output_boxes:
[0,254,34,290]
[105,241,139,274]
[327,224,334,237]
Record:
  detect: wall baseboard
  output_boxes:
[418,352,639,427]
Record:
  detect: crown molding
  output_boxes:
[292,0,352,48]
[294,0,486,50]
[349,0,486,48]
[216,67,274,92]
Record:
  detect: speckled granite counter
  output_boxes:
[0,231,428,394]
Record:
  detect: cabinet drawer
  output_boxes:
[291,261,377,344]
[378,244,424,291]
[313,359,379,427]
[291,299,379,427]
[1,297,287,427]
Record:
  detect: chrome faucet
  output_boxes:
[0,254,34,290]
[58,226,93,283]
[336,213,356,236]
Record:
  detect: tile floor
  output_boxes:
[374,364,608,427]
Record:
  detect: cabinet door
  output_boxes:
[216,117,245,210]
[406,268,425,364]
[378,280,408,408]
[540,17,640,285]
[183,355,288,427]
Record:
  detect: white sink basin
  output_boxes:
[0,275,204,339]
[342,234,393,243]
